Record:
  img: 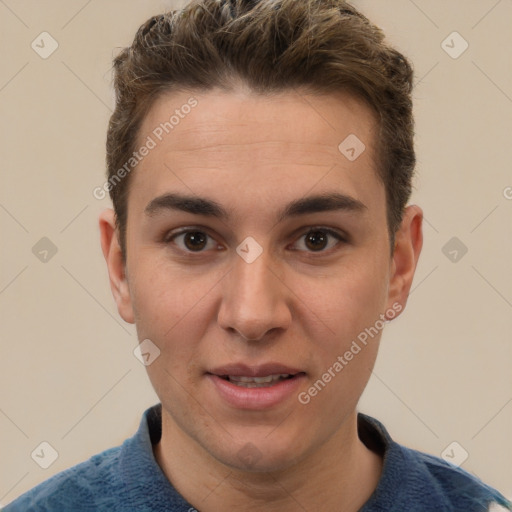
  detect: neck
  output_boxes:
[153,410,383,512]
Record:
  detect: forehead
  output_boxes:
[129,87,383,218]
[139,87,377,157]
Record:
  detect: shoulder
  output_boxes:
[2,445,126,512]
[376,441,512,511]
[358,414,511,512]
[402,445,510,511]
[2,404,188,512]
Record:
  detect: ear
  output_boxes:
[99,209,135,324]
[386,205,423,317]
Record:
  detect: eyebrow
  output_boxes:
[144,191,367,222]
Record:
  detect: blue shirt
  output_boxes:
[3,404,511,511]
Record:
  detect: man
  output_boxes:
[5,0,511,510]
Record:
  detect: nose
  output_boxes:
[217,248,292,341]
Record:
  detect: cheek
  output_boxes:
[322,254,389,394]
[300,269,385,415]
[305,254,390,352]
[128,259,209,359]
[129,256,215,328]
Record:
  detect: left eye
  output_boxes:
[292,229,345,252]
[170,230,218,252]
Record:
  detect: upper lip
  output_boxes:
[208,363,304,377]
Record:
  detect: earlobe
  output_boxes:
[386,205,423,316]
[98,209,135,324]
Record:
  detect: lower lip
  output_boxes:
[207,374,306,410]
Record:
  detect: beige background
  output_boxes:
[1,0,511,506]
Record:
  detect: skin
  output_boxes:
[99,87,423,511]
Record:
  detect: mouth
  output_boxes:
[206,363,306,409]
[217,373,299,388]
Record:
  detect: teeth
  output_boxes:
[227,374,291,387]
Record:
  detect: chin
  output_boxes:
[211,428,313,474]
[222,448,297,474]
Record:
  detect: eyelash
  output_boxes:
[163,226,348,256]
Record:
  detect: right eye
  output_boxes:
[165,229,220,253]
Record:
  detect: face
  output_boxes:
[101,87,422,472]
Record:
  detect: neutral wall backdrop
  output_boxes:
[1,0,511,506]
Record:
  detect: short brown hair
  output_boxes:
[106,0,415,258]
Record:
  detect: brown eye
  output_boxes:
[167,230,218,253]
[304,230,329,251]
[183,231,208,251]
[293,228,345,253]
